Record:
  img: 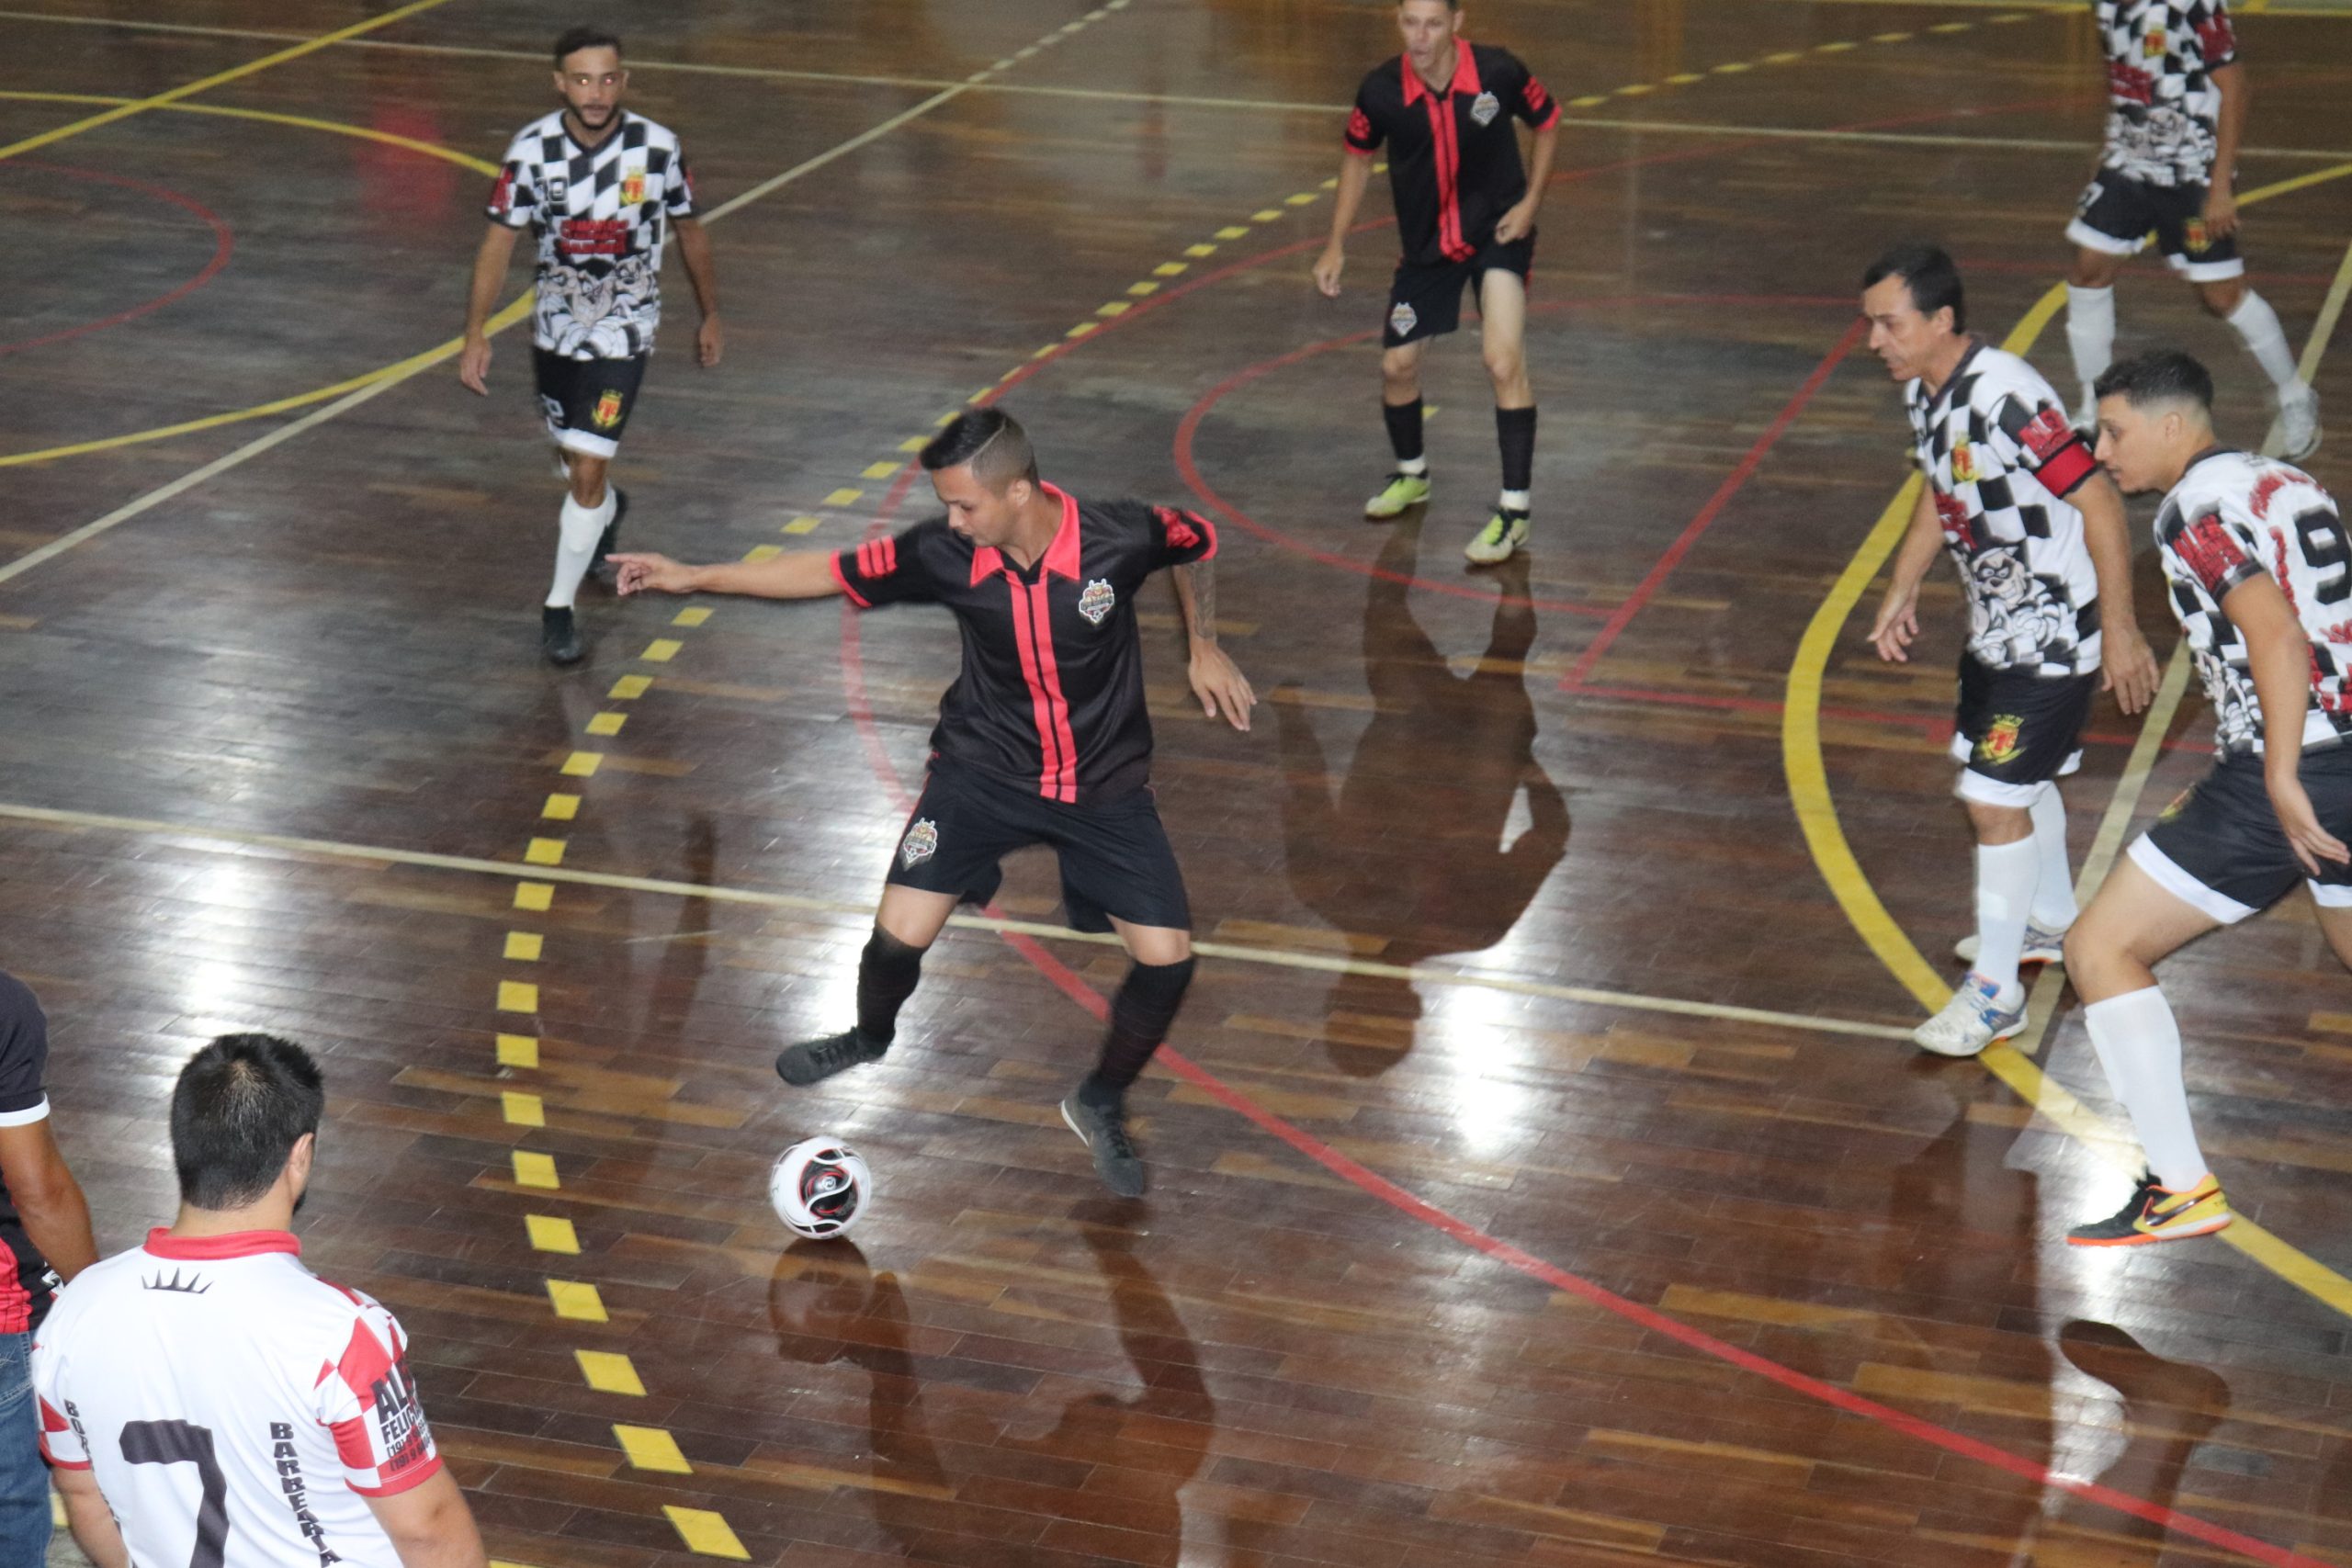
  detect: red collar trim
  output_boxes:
[967,483,1083,586]
[144,1227,301,1261]
[1401,40,1479,106]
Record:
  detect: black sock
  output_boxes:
[855,928,924,1043]
[1496,405,1537,499]
[1382,399,1426,465]
[1080,957,1197,1108]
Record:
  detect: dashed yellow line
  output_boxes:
[501,1091,545,1128]
[526,1215,580,1254]
[524,837,566,865]
[503,931,544,960]
[663,1507,748,1560]
[616,1426,695,1473]
[513,1152,560,1190]
[547,1280,606,1322]
[513,884,555,913]
[496,1033,539,1068]
[495,980,538,1013]
[577,1351,645,1395]
[540,795,579,822]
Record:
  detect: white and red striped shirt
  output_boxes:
[32,1229,441,1568]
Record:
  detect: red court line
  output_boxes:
[1559,317,1867,687]
[0,164,233,357]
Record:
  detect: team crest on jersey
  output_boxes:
[545,173,569,206]
[1469,91,1500,127]
[1389,302,1418,337]
[1078,578,1116,625]
[621,170,646,206]
[900,818,939,868]
[2143,28,2166,57]
[593,389,624,428]
[1950,440,1978,485]
[1977,715,2025,765]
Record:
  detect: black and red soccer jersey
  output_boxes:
[832,486,1217,806]
[1344,40,1560,266]
[0,972,56,1336]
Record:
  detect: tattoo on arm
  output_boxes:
[1177,560,1216,644]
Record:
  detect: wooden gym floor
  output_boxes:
[7,1,2352,1563]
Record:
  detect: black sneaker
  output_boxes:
[1060,1092,1146,1198]
[775,1028,888,1087]
[541,605,582,666]
[591,487,629,587]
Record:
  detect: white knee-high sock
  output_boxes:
[2084,987,2208,1190]
[2065,283,2116,415]
[1973,838,2040,998]
[546,486,616,609]
[2225,289,2304,394]
[2029,788,2079,930]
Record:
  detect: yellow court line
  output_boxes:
[0,0,459,163]
[1781,163,2352,1318]
[0,796,1915,1044]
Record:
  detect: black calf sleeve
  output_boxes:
[1382,399,1426,465]
[855,928,925,1043]
[1081,957,1197,1104]
[1495,405,1537,495]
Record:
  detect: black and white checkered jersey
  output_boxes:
[487,110,698,361]
[2097,0,2239,187]
[1907,342,2105,677]
[2156,449,2352,756]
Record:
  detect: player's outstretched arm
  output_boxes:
[458,223,521,395]
[1170,558,1254,731]
[1869,481,1946,662]
[52,1466,128,1568]
[2077,472,2160,712]
[2227,572,2348,874]
[1314,152,1374,298]
[609,550,844,601]
[366,1469,489,1568]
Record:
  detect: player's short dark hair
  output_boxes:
[2094,349,2214,413]
[1861,243,1966,333]
[553,26,622,67]
[171,1034,325,1211]
[921,409,1041,491]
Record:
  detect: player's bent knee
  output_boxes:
[1117,923,1193,966]
[2196,278,2245,317]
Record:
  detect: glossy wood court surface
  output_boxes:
[7,2,2352,1564]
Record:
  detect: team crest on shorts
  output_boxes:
[593,389,624,428]
[1078,579,1116,625]
[1977,715,2025,765]
[2185,218,2211,254]
[621,171,646,206]
[1470,91,1500,127]
[1389,302,1418,337]
[900,818,939,868]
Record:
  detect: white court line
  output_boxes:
[0,4,1126,587]
[0,798,1916,1043]
[6,9,2351,155]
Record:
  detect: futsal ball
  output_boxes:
[769,1137,871,1240]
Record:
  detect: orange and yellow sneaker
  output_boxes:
[2066,1170,2231,1247]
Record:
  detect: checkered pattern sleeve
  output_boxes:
[1991,393,2098,500]
[485,129,540,230]
[1504,51,1561,130]
[312,1292,442,1498]
[2167,505,2266,598]
[832,524,944,609]
[1148,505,1218,570]
[1345,75,1385,153]
[2188,0,2239,69]
[662,139,699,219]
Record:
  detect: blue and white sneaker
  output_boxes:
[1913,973,2027,1058]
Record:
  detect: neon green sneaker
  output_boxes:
[1464,509,1529,564]
[1363,470,1431,519]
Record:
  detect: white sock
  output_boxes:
[1499,489,1531,513]
[2083,987,2208,1190]
[2064,283,2116,416]
[1396,456,1429,476]
[546,486,616,609]
[2225,289,2304,395]
[1972,838,2039,998]
[2029,788,2079,930]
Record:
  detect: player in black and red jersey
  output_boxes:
[1314,0,1560,565]
[611,411,1255,1197]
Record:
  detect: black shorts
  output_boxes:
[885,762,1192,933]
[2132,746,2352,923]
[534,349,648,458]
[2066,167,2245,281]
[1950,656,2097,806]
[1383,232,1534,348]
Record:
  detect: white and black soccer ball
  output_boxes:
[769,1137,872,1240]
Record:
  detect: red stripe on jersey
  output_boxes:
[876,536,898,578]
[2036,439,2097,498]
[335,1317,397,1413]
[1025,582,1080,803]
[1427,98,1470,263]
[1003,581,1074,803]
[330,1415,376,1472]
[0,1269,29,1337]
[830,553,873,608]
